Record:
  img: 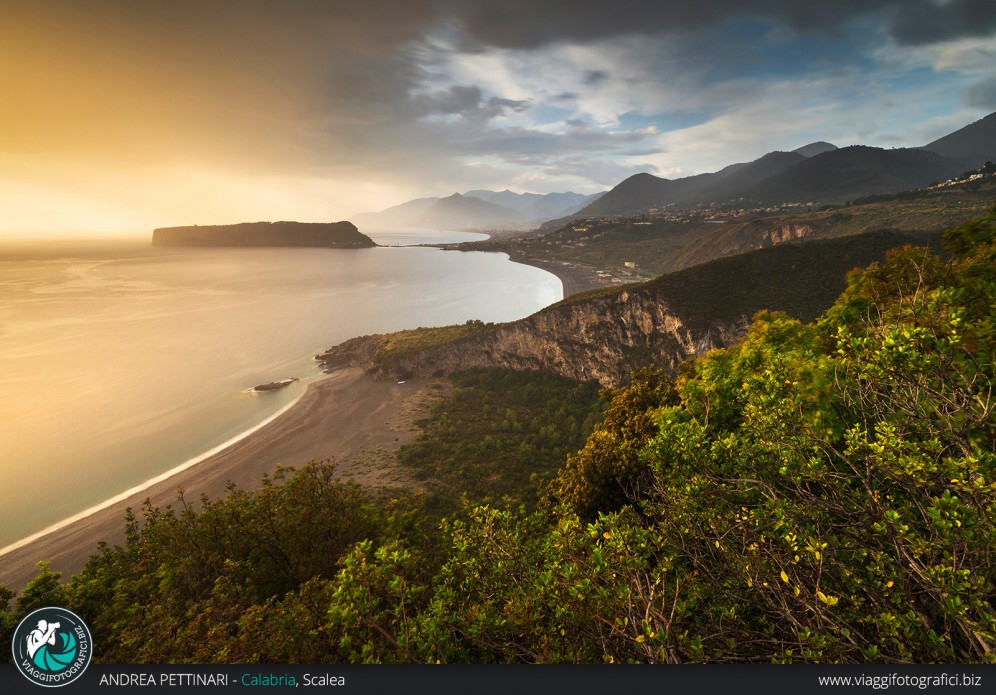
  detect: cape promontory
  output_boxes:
[151,221,376,248]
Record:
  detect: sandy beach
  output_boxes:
[0,368,432,591]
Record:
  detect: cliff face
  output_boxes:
[320,288,742,388]
[152,221,376,248]
[321,289,745,388]
[318,229,936,389]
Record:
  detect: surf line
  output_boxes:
[0,390,307,560]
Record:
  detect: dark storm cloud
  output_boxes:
[8,0,993,171]
[890,0,996,46]
[583,70,610,86]
[412,86,529,121]
[438,120,663,160]
[5,0,995,219]
[443,0,996,49]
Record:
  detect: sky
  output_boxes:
[2,0,996,236]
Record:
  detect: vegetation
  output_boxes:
[398,368,605,511]
[2,208,993,663]
[550,367,675,519]
[551,229,946,333]
[373,320,498,365]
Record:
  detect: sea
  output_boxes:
[0,228,561,551]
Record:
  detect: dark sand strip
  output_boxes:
[0,368,423,591]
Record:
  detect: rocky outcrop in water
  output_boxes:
[152,221,376,248]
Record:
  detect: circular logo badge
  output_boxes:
[12,607,92,687]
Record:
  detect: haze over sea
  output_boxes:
[0,229,561,550]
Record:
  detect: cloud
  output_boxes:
[889,0,996,46]
[2,0,995,229]
[583,70,610,85]
[443,1,995,51]
[965,76,996,109]
[443,1,891,49]
[535,155,660,185]
[412,85,529,121]
[429,120,663,164]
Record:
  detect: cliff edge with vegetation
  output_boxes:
[319,229,940,387]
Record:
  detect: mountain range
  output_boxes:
[570,111,996,218]
[354,190,602,230]
[354,111,995,230]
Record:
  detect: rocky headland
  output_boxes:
[318,229,938,388]
[152,221,376,248]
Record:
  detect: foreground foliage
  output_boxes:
[398,368,605,511]
[2,208,993,663]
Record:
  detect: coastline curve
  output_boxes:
[0,391,306,561]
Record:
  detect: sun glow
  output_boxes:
[0,167,416,239]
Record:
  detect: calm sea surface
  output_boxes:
[0,231,560,549]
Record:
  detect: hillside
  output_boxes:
[413,193,525,229]
[151,221,376,248]
[356,189,604,229]
[570,149,821,217]
[680,150,807,205]
[318,229,940,387]
[574,171,719,217]
[353,197,440,228]
[923,111,996,167]
[738,146,963,204]
[476,176,996,283]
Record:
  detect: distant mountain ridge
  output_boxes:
[413,193,527,229]
[571,146,964,217]
[357,110,994,228]
[546,142,837,220]
[353,197,440,228]
[575,150,811,217]
[355,189,603,230]
[462,190,599,219]
[569,111,995,218]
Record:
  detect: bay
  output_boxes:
[0,233,560,549]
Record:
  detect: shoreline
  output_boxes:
[0,368,427,591]
[0,392,306,561]
[503,250,601,298]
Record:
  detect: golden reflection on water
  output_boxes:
[0,239,561,547]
